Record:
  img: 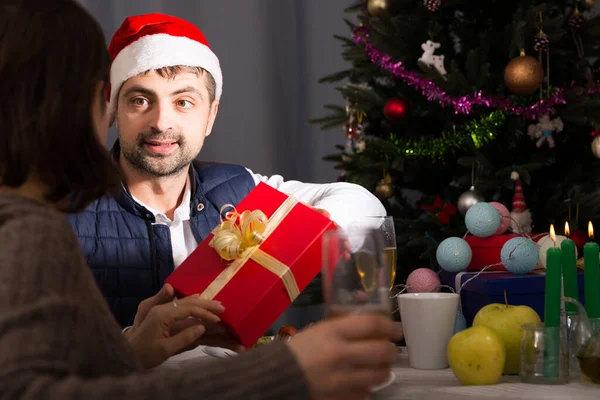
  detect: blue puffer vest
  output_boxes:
[67,144,255,327]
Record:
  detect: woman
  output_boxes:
[0,1,401,399]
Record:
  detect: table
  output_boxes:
[160,346,599,399]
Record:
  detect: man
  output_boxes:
[67,13,386,331]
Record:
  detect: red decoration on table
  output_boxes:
[464,234,521,271]
[383,97,409,122]
[166,183,336,348]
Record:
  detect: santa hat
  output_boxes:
[107,13,223,121]
[511,171,526,213]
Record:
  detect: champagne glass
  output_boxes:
[322,227,392,318]
[349,216,397,291]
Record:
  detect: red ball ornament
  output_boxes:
[569,229,587,253]
[383,98,409,122]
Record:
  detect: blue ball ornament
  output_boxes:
[500,237,538,274]
[454,310,467,333]
[465,202,501,238]
[436,237,472,272]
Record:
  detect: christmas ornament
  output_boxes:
[454,311,467,333]
[537,234,576,268]
[580,0,596,10]
[457,186,485,215]
[375,173,394,200]
[424,0,441,12]
[406,268,441,293]
[343,105,366,154]
[367,0,389,16]
[509,172,532,235]
[527,114,564,148]
[500,237,538,274]
[436,237,472,272]
[490,202,510,235]
[420,196,457,224]
[592,136,600,158]
[418,40,447,76]
[465,202,501,238]
[503,50,544,95]
[533,33,550,52]
[569,229,587,252]
[353,26,600,118]
[383,98,409,122]
[354,138,366,153]
[569,6,585,29]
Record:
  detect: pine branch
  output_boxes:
[318,69,354,83]
[343,1,365,13]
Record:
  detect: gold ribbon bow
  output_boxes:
[210,206,269,261]
[203,199,301,302]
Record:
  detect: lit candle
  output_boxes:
[584,221,600,319]
[561,222,578,314]
[544,224,562,378]
[545,224,561,327]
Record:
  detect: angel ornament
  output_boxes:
[527,114,564,148]
[418,40,447,76]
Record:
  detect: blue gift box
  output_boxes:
[439,270,586,327]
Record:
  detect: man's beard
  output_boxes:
[120,132,194,177]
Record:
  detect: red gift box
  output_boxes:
[165,182,336,348]
[465,234,520,271]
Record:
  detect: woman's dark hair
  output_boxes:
[0,0,120,212]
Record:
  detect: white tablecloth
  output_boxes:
[159,346,599,399]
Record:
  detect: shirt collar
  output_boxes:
[130,175,192,224]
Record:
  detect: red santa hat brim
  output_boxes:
[107,14,223,123]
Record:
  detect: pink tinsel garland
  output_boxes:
[352,27,600,120]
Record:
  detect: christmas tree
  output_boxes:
[312,0,600,282]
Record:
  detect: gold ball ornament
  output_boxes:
[580,0,596,9]
[592,136,600,159]
[367,0,389,16]
[375,173,394,200]
[503,50,544,95]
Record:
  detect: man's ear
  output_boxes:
[204,100,219,137]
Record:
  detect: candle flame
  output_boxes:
[550,224,556,242]
[589,221,594,240]
[565,222,570,237]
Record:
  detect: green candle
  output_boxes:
[584,221,600,319]
[561,222,578,314]
[545,246,562,327]
[544,226,562,378]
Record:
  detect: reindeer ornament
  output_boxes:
[418,40,447,76]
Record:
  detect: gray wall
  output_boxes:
[78,0,354,183]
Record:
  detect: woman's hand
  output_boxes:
[125,285,226,369]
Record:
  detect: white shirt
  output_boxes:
[129,176,197,269]
[131,169,387,268]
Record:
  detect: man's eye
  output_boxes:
[132,98,148,106]
[177,100,193,108]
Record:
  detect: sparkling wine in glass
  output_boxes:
[351,216,397,291]
[322,227,391,318]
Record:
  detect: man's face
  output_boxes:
[116,70,218,177]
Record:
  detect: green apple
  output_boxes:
[447,325,505,385]
[472,303,541,375]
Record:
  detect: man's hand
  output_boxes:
[288,314,402,400]
[307,205,343,230]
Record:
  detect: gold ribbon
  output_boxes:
[202,197,300,301]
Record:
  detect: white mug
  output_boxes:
[398,293,459,370]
